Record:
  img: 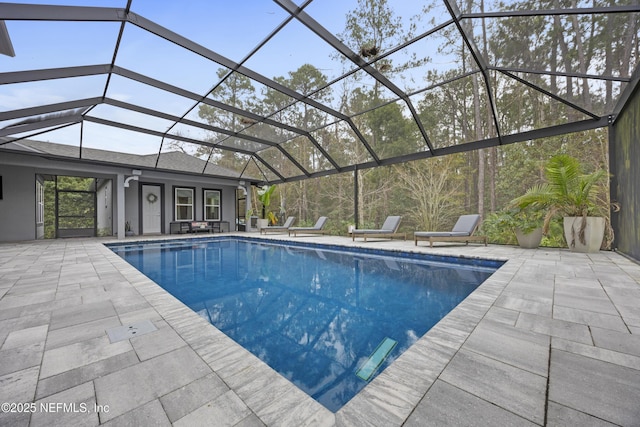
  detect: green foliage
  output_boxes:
[511,154,609,247]
[44,180,56,239]
[512,154,608,226]
[481,207,544,245]
[543,218,567,248]
[257,185,276,219]
[271,132,609,244]
[43,177,96,239]
[498,207,544,234]
[267,211,278,225]
[481,212,518,245]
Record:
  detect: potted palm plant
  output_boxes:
[511,154,608,253]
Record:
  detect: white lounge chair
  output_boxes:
[288,217,329,236]
[260,216,296,234]
[352,216,405,242]
[414,214,487,247]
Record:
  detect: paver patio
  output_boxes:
[1,234,639,426]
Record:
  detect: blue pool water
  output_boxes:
[108,237,501,412]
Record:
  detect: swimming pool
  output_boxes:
[108,237,502,412]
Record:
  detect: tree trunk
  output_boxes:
[554,1,575,118]
[570,1,591,111]
[472,71,485,217]
[480,0,495,213]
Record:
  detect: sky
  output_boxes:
[1,0,447,155]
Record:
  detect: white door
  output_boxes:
[142,185,162,234]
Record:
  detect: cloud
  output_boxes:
[107,92,132,103]
[0,88,66,110]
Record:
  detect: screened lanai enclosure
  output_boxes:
[2,1,640,258]
[1,0,639,181]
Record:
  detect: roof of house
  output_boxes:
[0,138,254,181]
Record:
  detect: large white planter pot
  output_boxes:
[515,228,543,249]
[256,219,269,231]
[563,216,605,253]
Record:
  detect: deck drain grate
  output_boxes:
[106,319,157,343]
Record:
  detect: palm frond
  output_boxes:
[545,154,581,201]
[509,154,609,244]
[511,183,557,211]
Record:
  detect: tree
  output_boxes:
[196,69,259,172]
[335,0,428,224]
[394,156,466,231]
[262,64,332,222]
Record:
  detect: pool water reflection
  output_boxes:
[109,238,500,412]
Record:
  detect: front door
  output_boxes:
[141,184,162,234]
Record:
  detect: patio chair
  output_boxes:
[288,216,329,237]
[352,216,405,242]
[260,216,296,234]
[414,214,487,247]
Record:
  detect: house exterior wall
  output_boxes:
[126,177,237,235]
[0,164,37,241]
[0,152,245,242]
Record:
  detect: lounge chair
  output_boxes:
[414,214,487,247]
[352,216,405,242]
[288,216,329,237]
[260,216,295,234]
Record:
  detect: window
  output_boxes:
[174,187,193,221]
[203,189,221,221]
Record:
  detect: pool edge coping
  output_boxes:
[98,235,517,425]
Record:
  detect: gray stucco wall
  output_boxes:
[611,86,640,262]
[0,164,37,241]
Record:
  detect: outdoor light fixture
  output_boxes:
[123,176,138,187]
[123,170,142,187]
[124,175,139,188]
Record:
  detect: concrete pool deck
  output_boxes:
[1,233,639,426]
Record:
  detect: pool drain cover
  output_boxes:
[106,319,157,343]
